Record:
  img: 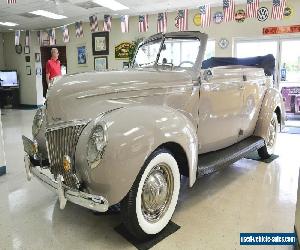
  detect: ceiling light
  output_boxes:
[0,22,19,27]
[29,10,67,19]
[93,0,129,11]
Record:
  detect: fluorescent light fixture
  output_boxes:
[93,0,129,11]
[0,22,19,27]
[29,10,67,19]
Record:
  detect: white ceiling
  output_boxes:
[0,0,271,31]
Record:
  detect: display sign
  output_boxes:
[281,87,300,114]
[115,42,132,60]
[263,25,300,35]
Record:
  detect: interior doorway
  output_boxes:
[40,46,67,97]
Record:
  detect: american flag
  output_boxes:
[271,0,286,19]
[175,9,188,31]
[103,15,112,32]
[157,12,167,33]
[62,26,70,43]
[25,30,30,46]
[138,15,148,32]
[75,21,84,38]
[121,15,129,33]
[223,0,235,22]
[7,0,16,4]
[89,15,99,32]
[246,0,260,18]
[199,5,211,28]
[49,28,56,45]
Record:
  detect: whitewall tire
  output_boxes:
[121,148,180,240]
[258,112,279,159]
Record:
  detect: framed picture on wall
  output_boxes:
[24,46,30,54]
[92,32,109,55]
[77,45,87,65]
[94,56,108,71]
[26,66,31,75]
[35,53,41,62]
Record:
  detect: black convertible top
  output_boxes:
[201,54,275,76]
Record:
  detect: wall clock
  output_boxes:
[15,44,22,54]
[218,38,229,49]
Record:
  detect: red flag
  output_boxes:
[271,0,286,20]
[246,0,260,18]
[223,0,235,22]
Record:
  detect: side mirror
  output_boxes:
[203,69,213,82]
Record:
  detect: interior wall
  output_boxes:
[2,0,300,105]
[0,33,5,69]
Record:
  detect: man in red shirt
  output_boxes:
[45,48,61,96]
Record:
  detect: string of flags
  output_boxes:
[13,0,290,46]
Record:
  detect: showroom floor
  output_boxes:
[0,109,299,250]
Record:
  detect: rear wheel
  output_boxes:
[121,148,180,240]
[258,112,279,159]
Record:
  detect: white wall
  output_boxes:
[2,0,300,104]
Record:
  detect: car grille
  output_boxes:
[45,123,87,187]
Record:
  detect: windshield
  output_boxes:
[133,37,201,69]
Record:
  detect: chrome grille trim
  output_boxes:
[45,121,89,187]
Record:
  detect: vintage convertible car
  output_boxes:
[22,31,285,240]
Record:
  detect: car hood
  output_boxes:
[46,69,192,125]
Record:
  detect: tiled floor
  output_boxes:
[0,109,299,250]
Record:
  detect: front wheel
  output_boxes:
[258,113,279,159]
[121,148,180,240]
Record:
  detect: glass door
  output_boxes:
[280,39,300,127]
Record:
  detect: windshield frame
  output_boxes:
[132,32,208,78]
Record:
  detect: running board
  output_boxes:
[197,136,265,176]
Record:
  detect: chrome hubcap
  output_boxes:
[267,117,277,151]
[141,163,174,223]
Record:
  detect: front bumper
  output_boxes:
[22,135,109,213]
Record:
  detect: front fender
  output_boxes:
[75,106,198,205]
[254,88,285,141]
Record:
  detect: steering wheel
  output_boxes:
[178,61,195,67]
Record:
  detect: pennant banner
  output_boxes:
[138,15,148,32]
[25,30,30,46]
[157,13,167,33]
[175,10,188,31]
[121,15,129,33]
[75,21,84,38]
[62,26,70,43]
[271,0,286,19]
[246,0,260,18]
[15,30,20,45]
[199,5,211,28]
[223,0,235,22]
[103,15,112,32]
[263,24,300,35]
[89,15,99,32]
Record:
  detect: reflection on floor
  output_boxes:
[0,109,299,250]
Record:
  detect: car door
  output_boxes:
[197,76,244,154]
[240,70,268,139]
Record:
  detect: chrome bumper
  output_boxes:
[22,136,109,213]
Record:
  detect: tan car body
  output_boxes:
[31,32,285,206]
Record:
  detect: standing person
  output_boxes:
[45,48,61,97]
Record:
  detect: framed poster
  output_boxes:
[77,45,87,65]
[24,45,30,54]
[26,66,31,75]
[115,42,132,60]
[94,56,108,71]
[35,53,41,62]
[92,32,109,55]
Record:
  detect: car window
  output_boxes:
[134,40,161,67]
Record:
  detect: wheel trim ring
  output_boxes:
[141,163,174,224]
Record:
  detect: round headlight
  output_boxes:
[87,124,107,169]
[32,107,45,138]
